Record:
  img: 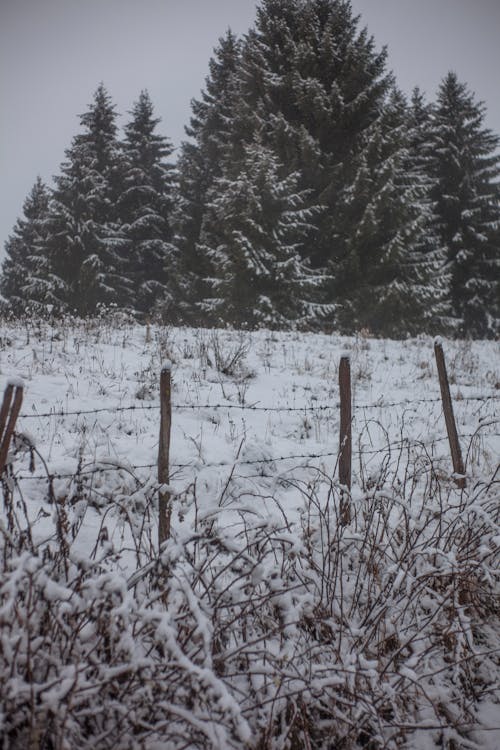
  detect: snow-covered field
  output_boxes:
[1,316,499,749]
[4,318,499,501]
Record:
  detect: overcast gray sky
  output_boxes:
[1,0,499,256]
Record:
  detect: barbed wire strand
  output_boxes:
[12,429,499,483]
[17,393,500,421]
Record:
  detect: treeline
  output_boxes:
[2,0,499,337]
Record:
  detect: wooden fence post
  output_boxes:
[339,355,352,524]
[0,381,24,474]
[434,340,466,488]
[158,364,172,547]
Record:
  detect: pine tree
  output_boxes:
[120,90,176,316]
[45,84,129,315]
[405,88,449,332]
[199,140,330,328]
[0,177,53,315]
[192,0,419,334]
[333,88,433,335]
[175,30,242,321]
[430,72,500,337]
[235,0,392,269]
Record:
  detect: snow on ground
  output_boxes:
[0,318,498,559]
[0,317,499,749]
[2,318,497,485]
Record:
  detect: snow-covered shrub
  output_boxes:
[207,330,251,378]
[0,475,251,749]
[1,439,498,749]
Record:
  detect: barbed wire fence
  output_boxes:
[10,435,499,483]
[8,402,500,486]
[2,342,499,541]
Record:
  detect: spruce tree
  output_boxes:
[405,88,449,332]
[120,90,176,316]
[430,72,500,337]
[190,0,408,333]
[234,0,392,268]
[333,88,432,335]
[199,139,330,328]
[45,84,129,315]
[0,177,54,315]
[175,30,242,321]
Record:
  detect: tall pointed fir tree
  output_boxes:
[190,0,418,333]
[120,90,176,316]
[404,88,449,331]
[0,177,53,315]
[44,84,130,315]
[430,72,500,337]
[198,139,330,328]
[232,0,393,268]
[333,88,433,335]
[174,30,242,321]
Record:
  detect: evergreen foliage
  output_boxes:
[236,0,393,268]
[404,88,449,331]
[0,177,53,314]
[187,0,426,334]
[120,90,176,315]
[2,5,499,338]
[174,30,242,322]
[332,89,433,335]
[199,140,330,328]
[430,72,500,337]
[44,84,129,315]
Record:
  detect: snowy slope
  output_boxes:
[0,317,499,749]
[3,319,498,488]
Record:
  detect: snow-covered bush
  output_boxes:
[1,440,498,749]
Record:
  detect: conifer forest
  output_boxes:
[2,0,499,338]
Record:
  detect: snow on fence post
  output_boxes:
[0,380,24,474]
[339,355,352,524]
[434,339,466,489]
[158,364,172,547]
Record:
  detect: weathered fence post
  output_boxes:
[339,355,352,524]
[0,380,24,474]
[158,364,172,547]
[434,339,466,488]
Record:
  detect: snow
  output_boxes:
[0,317,498,749]
[6,375,24,388]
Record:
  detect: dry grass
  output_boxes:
[1,437,498,749]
